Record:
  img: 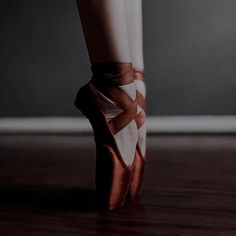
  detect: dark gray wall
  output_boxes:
[1,0,236,117]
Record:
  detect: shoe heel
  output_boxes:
[74,84,109,142]
[74,84,90,119]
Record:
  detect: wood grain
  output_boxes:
[0,135,236,236]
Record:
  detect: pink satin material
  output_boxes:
[128,69,147,198]
[74,62,137,210]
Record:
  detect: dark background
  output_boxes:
[1,0,236,117]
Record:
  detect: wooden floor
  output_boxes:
[0,134,236,236]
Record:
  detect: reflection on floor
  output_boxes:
[0,134,236,236]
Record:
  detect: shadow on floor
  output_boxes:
[0,186,97,212]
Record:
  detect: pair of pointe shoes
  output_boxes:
[74,62,147,211]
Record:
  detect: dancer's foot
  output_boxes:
[128,68,147,198]
[74,62,138,210]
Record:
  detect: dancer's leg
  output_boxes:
[76,0,131,63]
[76,0,137,167]
[125,0,146,157]
[125,0,144,71]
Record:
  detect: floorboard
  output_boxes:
[0,135,236,236]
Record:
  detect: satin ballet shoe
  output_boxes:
[128,144,147,198]
[74,62,137,210]
[128,69,147,198]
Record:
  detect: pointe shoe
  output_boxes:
[74,63,137,211]
[128,69,147,198]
